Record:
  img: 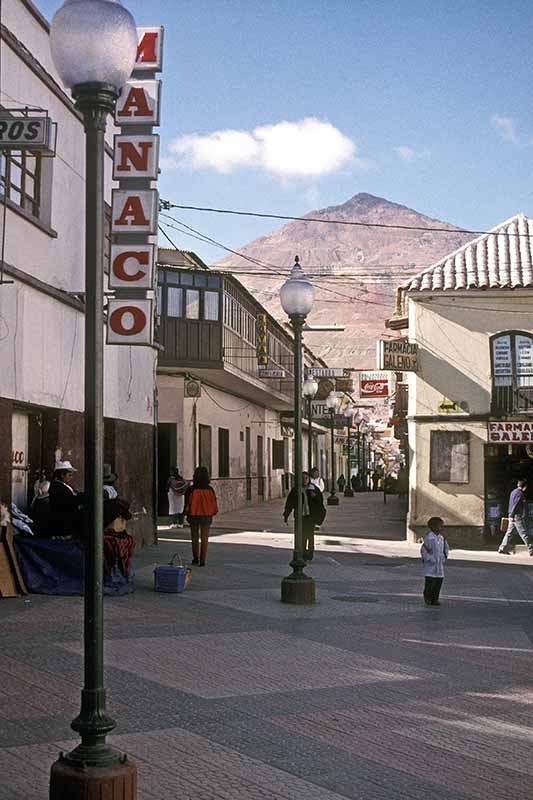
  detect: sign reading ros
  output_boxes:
[107,26,164,346]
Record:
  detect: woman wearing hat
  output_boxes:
[49,460,84,538]
[103,464,119,500]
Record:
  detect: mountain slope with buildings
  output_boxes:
[215,193,472,367]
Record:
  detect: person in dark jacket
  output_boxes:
[184,466,218,566]
[48,460,84,538]
[283,471,326,562]
[499,478,533,555]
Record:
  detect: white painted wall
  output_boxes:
[0,0,155,427]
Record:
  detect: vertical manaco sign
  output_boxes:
[107,26,164,345]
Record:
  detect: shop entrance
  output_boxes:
[485,443,533,536]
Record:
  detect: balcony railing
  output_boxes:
[492,374,533,414]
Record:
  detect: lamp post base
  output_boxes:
[50,752,137,800]
[281,574,316,604]
[344,488,354,497]
[327,495,339,505]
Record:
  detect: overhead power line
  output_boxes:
[161,199,531,239]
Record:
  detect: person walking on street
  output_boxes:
[337,474,346,493]
[421,516,449,606]
[184,467,218,566]
[283,471,326,562]
[167,467,189,528]
[499,478,533,555]
[310,467,324,493]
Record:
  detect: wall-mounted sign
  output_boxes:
[438,399,460,414]
[0,114,57,154]
[107,25,164,348]
[258,368,285,379]
[377,339,418,372]
[488,421,533,443]
[492,335,512,386]
[107,298,154,345]
[256,313,268,366]
[307,367,351,378]
[360,372,389,398]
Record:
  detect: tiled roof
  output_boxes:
[403,213,533,292]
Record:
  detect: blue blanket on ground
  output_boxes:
[13,536,134,596]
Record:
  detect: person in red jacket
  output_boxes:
[184,466,218,566]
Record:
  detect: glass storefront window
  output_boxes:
[204,291,219,320]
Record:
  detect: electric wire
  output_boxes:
[162,199,532,239]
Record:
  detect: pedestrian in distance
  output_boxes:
[103,464,119,500]
[498,478,533,556]
[310,467,324,493]
[48,460,84,538]
[184,466,218,566]
[167,467,189,528]
[283,471,326,562]
[337,474,346,493]
[421,516,449,606]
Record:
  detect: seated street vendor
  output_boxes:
[103,497,134,580]
[48,460,84,538]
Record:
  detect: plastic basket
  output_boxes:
[154,553,189,593]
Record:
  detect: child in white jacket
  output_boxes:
[420,516,449,606]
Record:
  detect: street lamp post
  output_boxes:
[280,256,316,605]
[343,402,354,497]
[302,375,318,471]
[49,2,138,797]
[326,391,340,505]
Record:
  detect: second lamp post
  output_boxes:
[302,375,318,471]
[326,391,340,505]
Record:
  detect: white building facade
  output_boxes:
[1,0,157,545]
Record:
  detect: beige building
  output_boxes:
[390,213,533,545]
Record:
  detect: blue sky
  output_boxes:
[39,0,533,264]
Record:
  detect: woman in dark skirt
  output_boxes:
[184,466,218,566]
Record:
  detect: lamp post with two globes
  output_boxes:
[343,402,354,497]
[280,257,316,605]
[49,1,138,796]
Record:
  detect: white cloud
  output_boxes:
[164,117,357,178]
[491,114,519,144]
[393,145,431,162]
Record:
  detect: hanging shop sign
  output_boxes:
[107,25,164,346]
[307,367,351,378]
[0,113,57,155]
[360,372,389,398]
[258,368,285,379]
[488,421,533,443]
[377,339,418,372]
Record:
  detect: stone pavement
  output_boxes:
[193,490,407,540]
[2,526,533,799]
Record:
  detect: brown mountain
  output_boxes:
[215,193,471,367]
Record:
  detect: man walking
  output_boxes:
[499,478,533,555]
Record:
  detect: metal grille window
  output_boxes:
[491,332,533,414]
[218,428,230,477]
[430,431,470,483]
[0,150,41,218]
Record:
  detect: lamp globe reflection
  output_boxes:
[50,0,138,90]
[326,391,341,411]
[280,256,315,318]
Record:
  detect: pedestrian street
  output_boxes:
[2,495,533,799]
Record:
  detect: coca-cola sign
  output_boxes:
[360,372,389,398]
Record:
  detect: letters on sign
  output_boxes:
[107,26,163,347]
[360,371,389,398]
[107,299,154,345]
[134,27,164,72]
[488,421,533,443]
[111,190,158,234]
[115,80,161,125]
[109,244,155,290]
[113,135,160,180]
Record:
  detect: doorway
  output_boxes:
[157,423,177,514]
[257,435,264,498]
[245,427,251,501]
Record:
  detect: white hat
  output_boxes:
[54,460,77,472]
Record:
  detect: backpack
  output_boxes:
[186,488,218,517]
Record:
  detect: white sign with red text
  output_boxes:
[107,299,154,345]
[115,80,161,126]
[488,421,533,443]
[109,244,155,290]
[360,372,389,398]
[113,135,160,180]
[111,189,158,234]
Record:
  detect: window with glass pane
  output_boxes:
[186,289,200,319]
[0,150,41,218]
[204,291,219,320]
[167,287,183,317]
[166,271,180,284]
[194,273,207,286]
[208,276,221,288]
